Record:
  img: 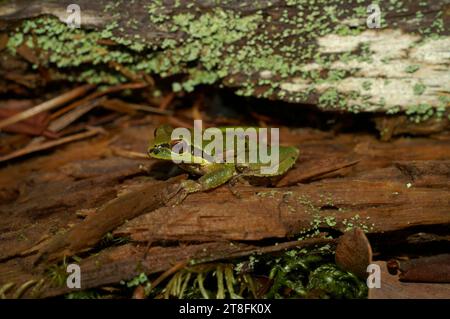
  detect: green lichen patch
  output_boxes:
[296,194,375,236]
[3,0,449,119]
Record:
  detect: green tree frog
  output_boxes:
[148,124,299,202]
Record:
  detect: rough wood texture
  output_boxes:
[2,125,449,263]
[1,1,449,299]
[32,176,183,264]
[394,254,450,283]
[335,228,372,280]
[369,261,450,299]
[0,238,335,298]
[0,119,449,298]
[114,171,450,242]
[0,0,449,116]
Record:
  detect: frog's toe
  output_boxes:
[180,180,202,193]
[227,182,242,199]
[167,187,189,206]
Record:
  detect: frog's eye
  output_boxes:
[170,139,183,146]
[172,140,189,154]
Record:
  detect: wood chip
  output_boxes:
[335,228,373,280]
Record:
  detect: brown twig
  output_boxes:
[167,117,195,129]
[192,95,203,120]
[47,98,104,133]
[108,61,142,83]
[110,146,148,159]
[49,82,148,120]
[191,238,336,266]
[0,127,103,163]
[100,98,173,116]
[150,260,189,291]
[0,84,95,130]
[158,92,175,110]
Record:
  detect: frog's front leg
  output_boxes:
[174,164,236,205]
[227,175,247,199]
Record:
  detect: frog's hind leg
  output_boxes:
[175,164,236,204]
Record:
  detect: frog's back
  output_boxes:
[236,145,299,177]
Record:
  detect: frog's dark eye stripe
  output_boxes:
[149,144,169,155]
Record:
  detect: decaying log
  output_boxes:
[388,254,450,283]
[0,155,157,262]
[114,167,450,242]
[1,1,448,299]
[1,124,449,260]
[1,121,449,298]
[0,0,449,118]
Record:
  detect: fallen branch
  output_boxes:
[100,98,173,116]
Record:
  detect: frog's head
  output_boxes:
[149,125,209,164]
[148,124,196,163]
[148,124,175,160]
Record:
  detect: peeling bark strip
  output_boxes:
[1,0,449,117]
[33,177,183,264]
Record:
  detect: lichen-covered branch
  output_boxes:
[0,0,449,119]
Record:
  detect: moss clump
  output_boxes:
[146,247,367,299]
[307,264,367,299]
